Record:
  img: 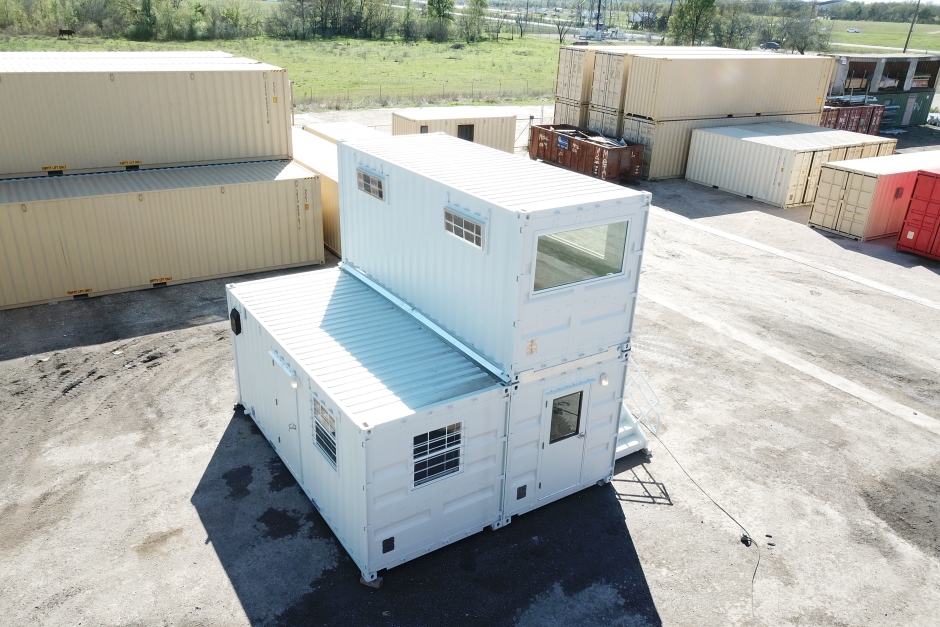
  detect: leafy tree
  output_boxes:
[427,0,454,40]
[458,0,487,43]
[712,1,754,49]
[669,0,717,45]
[780,12,828,55]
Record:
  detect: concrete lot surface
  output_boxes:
[3,132,940,626]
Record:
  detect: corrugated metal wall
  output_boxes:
[553,99,589,127]
[555,47,594,103]
[0,162,322,309]
[0,62,292,178]
[391,112,516,153]
[293,128,341,255]
[587,106,622,138]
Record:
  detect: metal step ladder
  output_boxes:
[616,356,662,460]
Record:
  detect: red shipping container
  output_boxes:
[835,108,852,130]
[857,106,874,134]
[896,168,940,261]
[846,108,862,132]
[868,106,884,135]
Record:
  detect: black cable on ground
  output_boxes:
[643,427,762,621]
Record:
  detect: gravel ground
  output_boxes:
[2,112,939,627]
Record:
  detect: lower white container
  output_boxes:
[392,107,517,153]
[228,265,628,583]
[292,128,341,256]
[0,161,322,309]
[809,150,940,240]
[685,122,897,207]
[621,113,823,180]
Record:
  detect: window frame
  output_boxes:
[411,422,463,489]
[311,396,338,470]
[443,207,486,250]
[528,216,631,297]
[356,166,387,203]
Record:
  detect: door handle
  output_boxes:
[288,423,297,430]
[577,432,586,439]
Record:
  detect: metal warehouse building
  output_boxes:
[228,134,651,584]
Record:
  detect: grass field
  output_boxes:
[828,19,940,53]
[0,35,562,108]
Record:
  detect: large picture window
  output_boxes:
[534,221,628,292]
[413,423,462,487]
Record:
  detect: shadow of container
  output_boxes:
[191,409,663,627]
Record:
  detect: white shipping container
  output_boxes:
[337,133,650,378]
[391,107,517,153]
[621,112,823,180]
[685,122,898,208]
[553,98,590,127]
[555,46,595,103]
[304,122,386,144]
[227,246,631,584]
[292,128,341,256]
[0,55,293,179]
[0,161,323,310]
[622,53,834,121]
[809,151,940,240]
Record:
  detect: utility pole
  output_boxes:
[595,0,602,32]
[903,0,921,53]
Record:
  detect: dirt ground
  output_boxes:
[2,113,940,627]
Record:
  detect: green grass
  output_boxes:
[0,35,562,108]
[827,19,940,53]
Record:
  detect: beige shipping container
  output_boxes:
[0,161,323,310]
[292,128,341,256]
[391,107,517,153]
[0,55,292,179]
[555,46,595,103]
[587,105,622,137]
[304,121,386,144]
[622,53,835,121]
[685,122,898,208]
[553,98,590,127]
[621,112,823,180]
[809,151,940,241]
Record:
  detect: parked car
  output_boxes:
[759,42,781,50]
[847,28,861,33]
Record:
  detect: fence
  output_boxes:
[296,79,556,109]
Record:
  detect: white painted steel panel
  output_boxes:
[621,113,822,180]
[338,133,650,378]
[0,56,292,179]
[808,151,940,240]
[304,122,386,144]
[622,53,834,121]
[292,128,341,255]
[391,107,517,153]
[684,122,898,207]
[0,161,322,309]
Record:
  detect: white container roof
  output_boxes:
[392,106,518,121]
[293,128,338,180]
[304,122,386,144]
[0,161,314,205]
[231,268,501,424]
[695,122,894,151]
[823,150,940,176]
[343,133,646,213]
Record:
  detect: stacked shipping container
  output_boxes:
[553,46,595,127]
[896,169,940,260]
[820,105,885,135]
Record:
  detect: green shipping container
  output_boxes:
[868,91,934,128]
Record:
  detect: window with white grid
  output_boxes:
[312,397,337,468]
[444,210,484,249]
[356,169,385,201]
[413,422,462,487]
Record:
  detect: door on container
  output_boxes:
[836,173,878,238]
[274,365,303,483]
[901,94,918,126]
[810,167,847,230]
[802,150,830,205]
[786,152,813,206]
[537,384,590,500]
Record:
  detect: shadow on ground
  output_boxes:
[892,125,940,152]
[0,253,339,361]
[191,410,662,627]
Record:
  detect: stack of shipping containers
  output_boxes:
[0,52,324,310]
[227,133,653,585]
[808,151,940,241]
[826,53,940,128]
[553,46,595,127]
[685,122,897,208]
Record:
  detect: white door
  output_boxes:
[274,370,303,483]
[537,385,589,500]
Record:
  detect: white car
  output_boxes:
[847,28,860,33]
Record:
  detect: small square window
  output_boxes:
[357,168,385,201]
[413,422,462,487]
[420,125,429,133]
[444,209,484,249]
[457,124,474,142]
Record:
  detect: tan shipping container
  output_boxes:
[391,107,517,153]
[587,105,622,138]
[304,122,386,144]
[685,122,897,208]
[809,151,940,241]
[622,53,835,121]
[554,98,590,127]
[621,112,823,180]
[292,128,341,256]
[555,46,595,103]
[0,161,323,310]
[0,55,293,179]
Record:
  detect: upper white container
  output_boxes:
[685,122,897,208]
[391,107,518,153]
[304,122,386,144]
[0,53,292,179]
[809,151,940,241]
[337,133,650,378]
